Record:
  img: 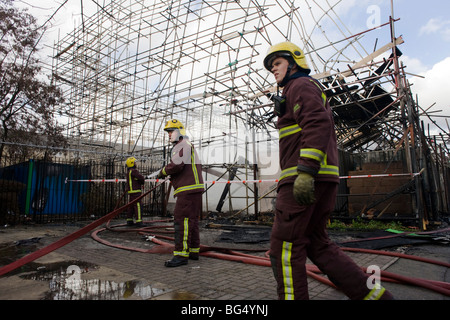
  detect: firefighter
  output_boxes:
[158,119,204,267]
[125,156,145,227]
[263,41,394,300]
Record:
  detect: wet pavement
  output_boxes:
[0,217,449,306]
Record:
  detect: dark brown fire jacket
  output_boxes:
[277,73,340,188]
[126,167,145,194]
[161,138,204,196]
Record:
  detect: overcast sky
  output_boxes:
[14,0,450,136]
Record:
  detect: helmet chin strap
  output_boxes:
[278,62,295,87]
[170,129,183,144]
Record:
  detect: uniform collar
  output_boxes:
[288,71,310,80]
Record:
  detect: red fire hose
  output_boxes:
[91,220,450,297]
[0,179,168,277]
[1,183,449,297]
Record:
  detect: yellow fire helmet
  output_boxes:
[126,156,136,168]
[263,41,311,74]
[164,119,186,136]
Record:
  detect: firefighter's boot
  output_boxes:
[165,255,188,267]
[189,253,199,260]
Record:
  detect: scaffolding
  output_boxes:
[49,0,449,227]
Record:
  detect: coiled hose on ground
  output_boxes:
[91,219,450,297]
[0,178,449,297]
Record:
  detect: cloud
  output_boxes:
[409,57,450,134]
[419,18,450,41]
[401,55,428,75]
[419,18,443,35]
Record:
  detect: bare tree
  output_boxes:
[0,0,67,162]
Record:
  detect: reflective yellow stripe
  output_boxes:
[280,167,298,181]
[300,148,325,162]
[166,141,204,195]
[309,79,327,107]
[128,170,132,190]
[173,251,189,257]
[318,165,339,176]
[173,184,204,195]
[174,140,203,195]
[364,286,386,300]
[279,124,302,139]
[189,248,200,253]
[174,218,190,257]
[189,142,200,185]
[136,202,141,222]
[128,170,134,192]
[183,217,189,253]
[127,169,142,193]
[282,241,294,300]
[279,165,339,181]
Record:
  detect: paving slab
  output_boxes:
[0,218,449,305]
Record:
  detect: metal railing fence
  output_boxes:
[0,156,165,225]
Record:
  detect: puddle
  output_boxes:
[217,227,271,243]
[19,260,168,300]
[1,238,186,300]
[169,290,201,300]
[0,240,39,275]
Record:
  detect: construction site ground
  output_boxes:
[0,216,449,315]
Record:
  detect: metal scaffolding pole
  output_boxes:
[43,0,448,223]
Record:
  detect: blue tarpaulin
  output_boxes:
[0,160,90,215]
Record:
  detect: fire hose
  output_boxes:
[1,179,449,297]
[91,219,450,297]
[0,179,169,277]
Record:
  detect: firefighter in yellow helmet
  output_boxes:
[157,119,204,267]
[125,156,145,227]
[263,41,311,87]
[163,119,186,144]
[264,42,394,300]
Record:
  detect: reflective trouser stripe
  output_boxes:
[136,202,141,222]
[183,217,189,253]
[128,193,142,222]
[364,286,386,300]
[174,218,189,257]
[282,241,294,300]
